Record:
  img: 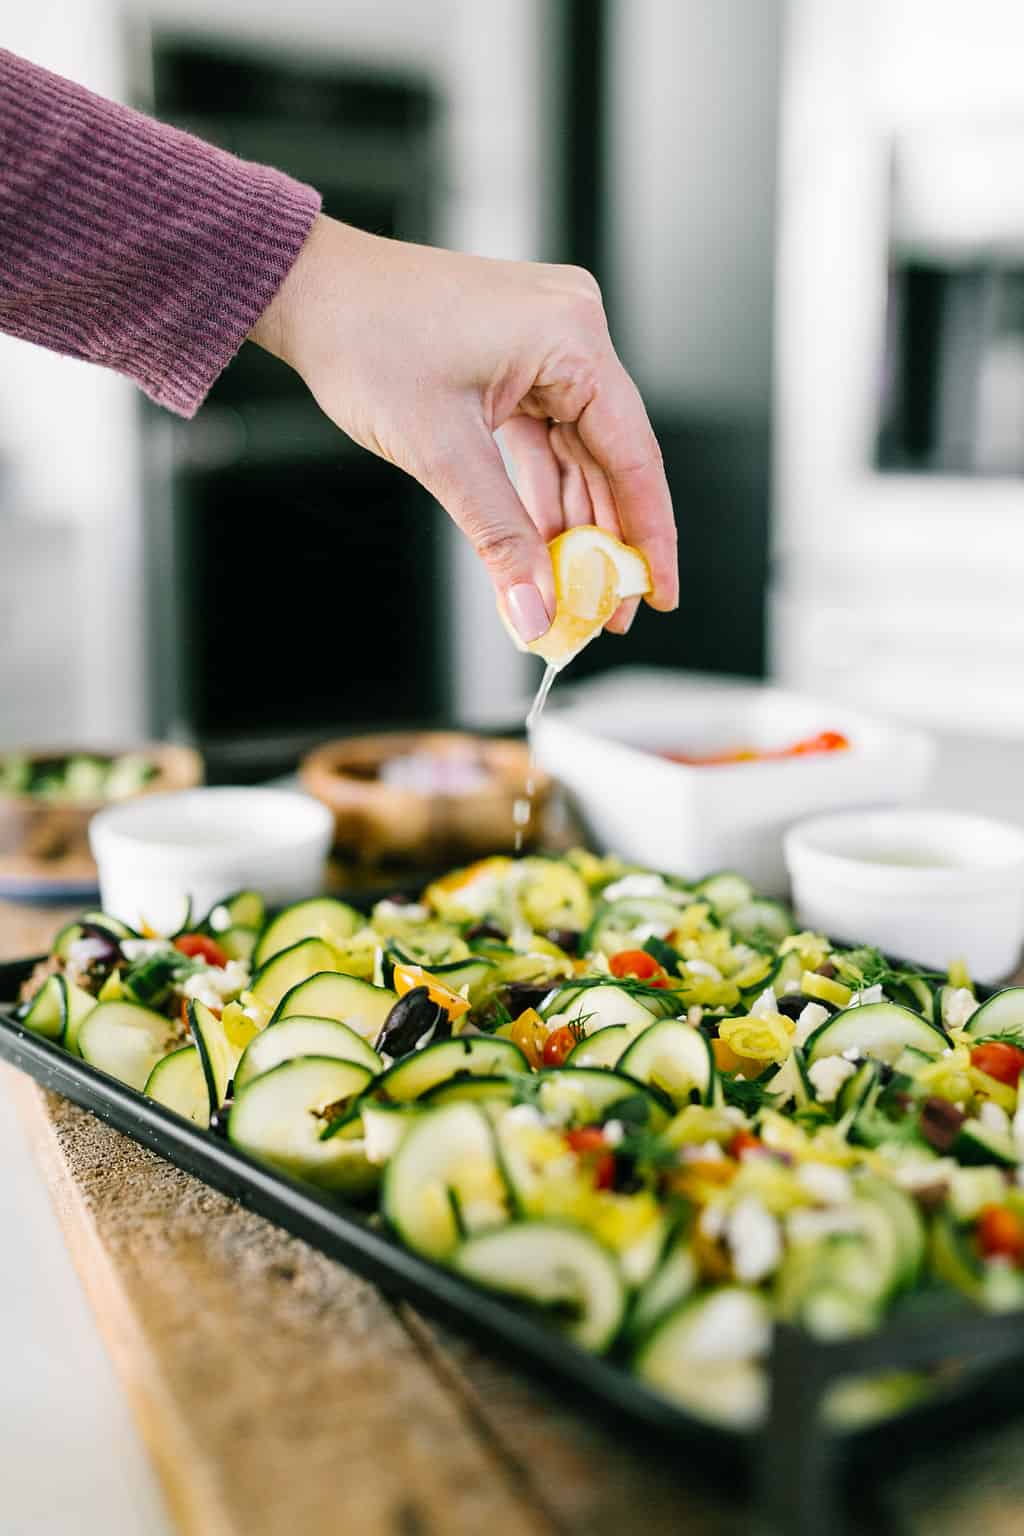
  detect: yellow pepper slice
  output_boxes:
[392,962,470,1021]
[718,1013,793,1063]
[801,971,853,1009]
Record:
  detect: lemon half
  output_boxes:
[502,527,652,670]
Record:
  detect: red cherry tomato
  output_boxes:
[976,1205,1024,1265]
[728,1131,764,1160]
[565,1126,616,1190]
[173,933,228,967]
[542,1025,578,1068]
[970,1041,1024,1087]
[609,949,662,981]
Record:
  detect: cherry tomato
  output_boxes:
[509,1007,547,1069]
[969,1041,1024,1087]
[609,949,662,981]
[542,1025,577,1067]
[728,1131,764,1160]
[976,1204,1024,1265]
[174,933,228,967]
[565,1127,615,1190]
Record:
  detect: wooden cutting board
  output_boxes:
[5,897,1024,1535]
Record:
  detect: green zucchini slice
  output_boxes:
[252,898,362,969]
[533,1067,672,1130]
[455,1222,626,1352]
[248,939,339,1017]
[804,1002,948,1064]
[234,1015,382,1091]
[382,1103,509,1259]
[270,971,397,1040]
[228,1056,377,1194]
[616,1019,715,1106]
[635,1287,771,1427]
[205,889,266,934]
[63,978,98,1057]
[726,899,794,946]
[542,982,664,1031]
[78,1001,181,1091]
[964,988,1024,1038]
[19,974,66,1041]
[145,1046,210,1124]
[565,1024,637,1069]
[374,1036,528,1103]
[694,872,756,916]
[188,999,255,1111]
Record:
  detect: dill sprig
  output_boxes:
[720,1073,777,1114]
[544,974,676,1005]
[834,945,943,991]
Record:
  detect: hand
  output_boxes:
[250,215,677,643]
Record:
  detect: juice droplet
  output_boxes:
[515,662,559,852]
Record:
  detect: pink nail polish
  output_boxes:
[507,583,551,644]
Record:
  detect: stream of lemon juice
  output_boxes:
[513,661,558,852]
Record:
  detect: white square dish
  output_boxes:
[531,669,935,894]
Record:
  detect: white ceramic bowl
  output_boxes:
[89,788,334,933]
[531,669,935,893]
[785,808,1024,982]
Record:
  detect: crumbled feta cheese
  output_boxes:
[121,938,172,962]
[686,1005,704,1029]
[793,1001,829,1047]
[841,1047,862,1062]
[892,1157,955,1195]
[633,922,673,943]
[602,873,669,902]
[850,984,885,1007]
[181,960,248,1011]
[942,987,979,1030]
[797,1162,853,1205]
[699,1204,727,1240]
[683,1139,725,1162]
[750,987,779,1020]
[726,1197,782,1283]
[207,905,231,934]
[67,937,115,980]
[602,1120,625,1146]
[807,1055,856,1104]
[374,899,429,924]
[979,1100,1012,1137]
[783,978,804,995]
[685,959,723,982]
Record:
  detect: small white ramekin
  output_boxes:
[89,788,334,933]
[785,809,1024,982]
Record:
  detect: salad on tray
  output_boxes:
[11,852,1024,1429]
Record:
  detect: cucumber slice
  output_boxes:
[228,1057,377,1195]
[617,1020,715,1107]
[455,1222,626,1352]
[53,911,135,961]
[855,1175,925,1290]
[694,872,756,917]
[362,1103,422,1164]
[964,987,1024,1038]
[19,974,66,1041]
[78,1001,180,1091]
[804,1002,948,1064]
[189,999,259,1110]
[235,1016,382,1091]
[145,1046,210,1124]
[382,1103,509,1259]
[63,979,97,1057]
[584,897,690,955]
[270,971,397,1040]
[635,1287,771,1428]
[542,982,664,1032]
[252,898,362,969]
[249,940,340,1018]
[534,1068,672,1131]
[627,1238,697,1340]
[215,925,260,964]
[374,1036,528,1102]
[421,1075,519,1108]
[382,929,471,967]
[565,1024,637,1069]
[205,889,266,934]
[955,1118,1019,1167]
[726,899,794,946]
[898,975,936,1023]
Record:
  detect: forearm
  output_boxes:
[0,49,320,416]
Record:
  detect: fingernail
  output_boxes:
[506,583,551,643]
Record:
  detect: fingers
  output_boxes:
[550,425,635,635]
[575,359,678,611]
[499,416,563,542]
[427,417,555,644]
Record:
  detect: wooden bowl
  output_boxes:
[0,744,204,892]
[300,732,551,865]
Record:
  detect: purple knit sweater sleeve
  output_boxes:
[0,50,321,416]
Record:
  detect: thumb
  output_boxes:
[427,418,554,645]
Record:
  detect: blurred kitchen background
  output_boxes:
[2,0,1024,785]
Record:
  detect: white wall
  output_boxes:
[608,0,783,420]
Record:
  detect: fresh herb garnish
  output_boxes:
[720,1074,777,1114]
[642,935,682,976]
[834,946,943,991]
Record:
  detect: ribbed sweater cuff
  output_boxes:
[0,49,322,417]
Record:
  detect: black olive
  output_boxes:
[503,982,551,1016]
[919,1096,965,1153]
[466,921,507,943]
[375,986,447,1057]
[78,922,122,970]
[545,928,581,956]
